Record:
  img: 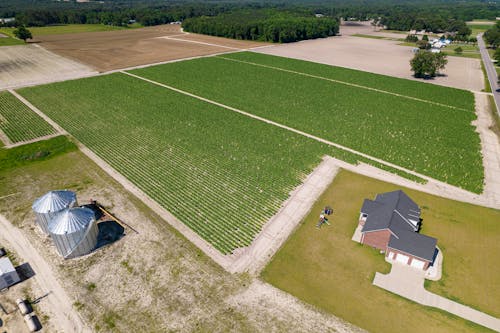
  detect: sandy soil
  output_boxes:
[34,25,264,72]
[0,214,90,333]
[473,93,500,206]
[0,44,96,90]
[255,22,483,92]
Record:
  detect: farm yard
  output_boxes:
[15,52,486,256]
[131,52,483,193]
[34,24,266,72]
[0,91,56,144]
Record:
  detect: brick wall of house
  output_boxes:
[361,229,391,250]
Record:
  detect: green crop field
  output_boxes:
[18,73,350,254]
[0,91,56,144]
[130,52,483,193]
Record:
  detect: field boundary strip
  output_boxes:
[156,35,241,50]
[3,133,62,149]
[215,55,472,113]
[122,70,446,187]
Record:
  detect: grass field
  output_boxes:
[0,135,76,171]
[130,52,483,193]
[18,73,344,254]
[0,36,24,46]
[0,24,136,38]
[467,21,495,36]
[262,170,499,333]
[0,91,56,144]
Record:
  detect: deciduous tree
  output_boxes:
[410,51,448,77]
[13,25,32,42]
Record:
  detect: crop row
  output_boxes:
[222,52,476,111]
[19,73,332,253]
[0,91,56,144]
[130,53,483,193]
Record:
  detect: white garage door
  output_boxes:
[395,253,409,265]
[410,258,426,270]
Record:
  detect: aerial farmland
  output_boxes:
[1,1,500,332]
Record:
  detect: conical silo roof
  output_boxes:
[32,190,77,214]
[48,207,95,235]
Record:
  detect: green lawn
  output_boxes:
[130,52,483,193]
[467,21,495,36]
[0,24,139,37]
[262,170,499,333]
[0,35,24,46]
[0,91,56,144]
[0,135,76,171]
[441,43,481,59]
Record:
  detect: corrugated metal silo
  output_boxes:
[48,207,98,259]
[32,190,77,234]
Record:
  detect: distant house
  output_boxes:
[358,190,437,270]
[0,257,20,289]
[0,17,15,25]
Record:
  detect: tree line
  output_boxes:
[182,9,339,43]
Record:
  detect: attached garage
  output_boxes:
[410,258,426,270]
[395,253,409,265]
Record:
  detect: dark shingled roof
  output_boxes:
[360,190,436,261]
[361,190,420,233]
[388,231,437,262]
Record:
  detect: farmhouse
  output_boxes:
[0,257,20,289]
[358,190,437,270]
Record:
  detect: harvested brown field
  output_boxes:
[34,25,266,72]
[256,21,484,92]
[0,44,96,90]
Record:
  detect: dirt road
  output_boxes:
[0,214,91,333]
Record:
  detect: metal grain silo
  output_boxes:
[48,207,98,259]
[32,190,77,234]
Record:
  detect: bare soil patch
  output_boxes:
[34,25,263,72]
[0,44,96,90]
[170,33,269,49]
[256,25,483,92]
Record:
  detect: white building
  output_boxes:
[0,257,20,289]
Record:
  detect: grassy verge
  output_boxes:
[0,135,76,171]
[481,60,492,93]
[352,33,386,39]
[262,170,500,332]
[487,95,500,139]
[0,36,24,46]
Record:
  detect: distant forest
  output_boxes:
[1,0,499,41]
[183,10,339,43]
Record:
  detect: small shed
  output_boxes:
[0,257,20,289]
